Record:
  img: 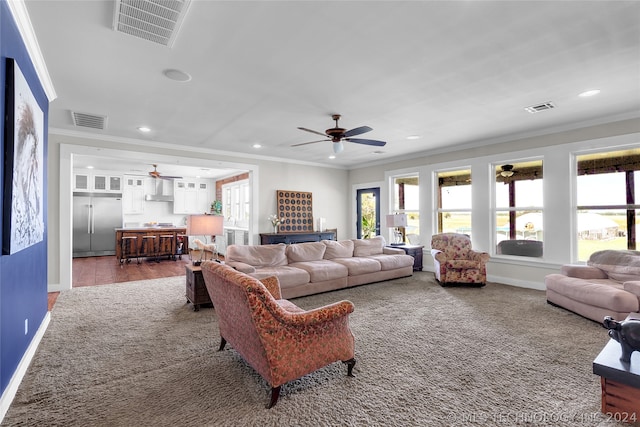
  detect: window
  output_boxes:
[494,160,543,256]
[436,169,471,236]
[222,179,250,227]
[392,175,419,243]
[576,148,640,261]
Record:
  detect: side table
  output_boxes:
[185,264,213,311]
[388,244,424,271]
[593,313,640,422]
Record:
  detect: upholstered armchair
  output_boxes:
[200,261,356,408]
[430,233,490,286]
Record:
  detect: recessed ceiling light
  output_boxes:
[137,126,151,132]
[86,165,94,169]
[579,89,601,97]
[328,155,336,159]
[407,135,420,140]
[252,143,262,149]
[163,69,192,82]
[372,151,385,155]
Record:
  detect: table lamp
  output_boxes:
[386,214,407,245]
[187,214,224,265]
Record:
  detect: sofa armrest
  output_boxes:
[469,250,490,263]
[383,247,405,255]
[560,264,607,279]
[258,275,281,299]
[224,261,256,274]
[283,300,355,326]
[623,281,640,298]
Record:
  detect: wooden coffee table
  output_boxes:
[592,313,640,423]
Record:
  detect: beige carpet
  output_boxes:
[2,273,629,426]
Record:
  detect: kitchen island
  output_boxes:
[115,227,187,263]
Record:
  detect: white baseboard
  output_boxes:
[0,312,51,423]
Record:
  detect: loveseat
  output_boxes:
[224,236,415,299]
[545,250,640,322]
[200,261,356,408]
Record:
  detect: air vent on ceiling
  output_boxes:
[525,102,556,114]
[70,111,107,130]
[113,0,192,47]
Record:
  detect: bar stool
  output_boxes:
[159,234,175,261]
[176,234,186,260]
[140,235,157,263]
[120,235,138,264]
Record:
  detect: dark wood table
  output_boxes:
[593,313,640,422]
[185,264,212,311]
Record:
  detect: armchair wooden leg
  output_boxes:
[218,337,226,351]
[267,386,281,409]
[344,358,356,377]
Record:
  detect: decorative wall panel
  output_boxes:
[276,190,313,232]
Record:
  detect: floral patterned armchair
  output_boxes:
[200,261,356,408]
[430,233,490,286]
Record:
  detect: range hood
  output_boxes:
[145,179,174,202]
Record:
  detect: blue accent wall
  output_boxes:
[0,0,49,395]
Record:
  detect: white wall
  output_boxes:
[349,117,640,290]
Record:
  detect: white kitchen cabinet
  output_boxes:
[73,171,122,193]
[174,179,213,214]
[122,176,144,214]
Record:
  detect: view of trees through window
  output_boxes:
[576,148,640,261]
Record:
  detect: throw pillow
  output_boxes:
[286,242,326,262]
[323,240,354,259]
[353,236,385,257]
[588,250,640,282]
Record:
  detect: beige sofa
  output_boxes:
[224,236,415,299]
[545,250,640,322]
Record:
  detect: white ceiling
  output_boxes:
[24,1,640,172]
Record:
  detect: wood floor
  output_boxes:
[48,254,202,310]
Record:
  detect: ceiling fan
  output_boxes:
[148,164,182,180]
[292,114,386,154]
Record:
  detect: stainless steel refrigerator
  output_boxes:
[73,192,123,257]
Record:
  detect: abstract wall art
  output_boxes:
[3,58,45,254]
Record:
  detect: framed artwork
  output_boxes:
[276,190,313,232]
[3,58,45,255]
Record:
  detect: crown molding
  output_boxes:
[6,0,56,101]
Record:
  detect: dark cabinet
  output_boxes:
[260,231,336,245]
[185,264,212,311]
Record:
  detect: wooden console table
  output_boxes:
[593,313,640,421]
[260,231,336,245]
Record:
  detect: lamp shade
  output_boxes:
[385,214,407,228]
[187,214,224,236]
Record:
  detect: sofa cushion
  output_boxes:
[323,240,354,259]
[588,250,640,282]
[250,266,310,289]
[286,242,326,262]
[226,244,288,267]
[545,274,639,312]
[288,260,348,282]
[353,236,385,257]
[367,253,415,271]
[332,257,381,275]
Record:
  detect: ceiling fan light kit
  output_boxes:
[293,114,387,154]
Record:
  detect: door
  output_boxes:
[356,188,380,239]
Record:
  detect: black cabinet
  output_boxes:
[260,231,336,245]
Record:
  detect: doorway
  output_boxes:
[356,187,380,239]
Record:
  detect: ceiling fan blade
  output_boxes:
[297,127,328,137]
[159,175,183,180]
[291,139,330,147]
[345,138,386,147]
[343,126,372,138]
